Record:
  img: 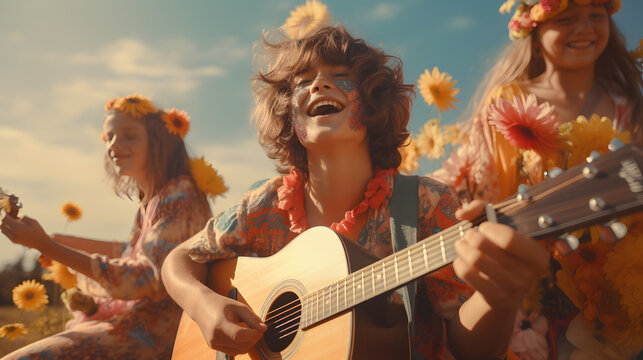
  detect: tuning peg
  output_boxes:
[605,220,627,241]
[516,184,531,201]
[544,168,563,179]
[554,233,579,257]
[608,138,624,152]
[586,151,600,163]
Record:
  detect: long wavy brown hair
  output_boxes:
[252,26,415,175]
[103,109,204,204]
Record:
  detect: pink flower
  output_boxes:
[510,309,549,360]
[489,94,560,155]
[540,0,560,13]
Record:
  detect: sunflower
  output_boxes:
[12,279,49,311]
[42,261,77,290]
[113,94,157,119]
[417,67,459,113]
[416,118,446,159]
[0,323,28,341]
[488,94,560,155]
[189,157,228,199]
[162,108,191,139]
[563,114,630,167]
[398,137,420,173]
[104,98,118,111]
[0,193,11,214]
[283,0,332,39]
[61,202,82,222]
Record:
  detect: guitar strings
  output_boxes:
[263,222,470,330]
[263,221,469,325]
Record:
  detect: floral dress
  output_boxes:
[435,83,642,360]
[2,176,211,360]
[188,170,478,359]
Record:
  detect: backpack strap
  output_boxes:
[389,173,419,337]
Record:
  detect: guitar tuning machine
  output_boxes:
[545,167,563,179]
[554,233,579,257]
[608,138,625,152]
[589,197,606,212]
[516,184,531,201]
[582,164,598,179]
[586,151,600,163]
[605,220,627,241]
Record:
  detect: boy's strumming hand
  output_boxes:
[195,290,268,356]
[454,200,549,310]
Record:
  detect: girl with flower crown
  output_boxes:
[161,23,550,359]
[0,94,220,359]
[433,1,643,359]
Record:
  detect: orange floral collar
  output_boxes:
[276,167,396,234]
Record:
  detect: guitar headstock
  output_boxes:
[0,188,22,219]
[494,144,643,240]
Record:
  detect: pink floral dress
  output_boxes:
[2,176,211,360]
[188,170,477,359]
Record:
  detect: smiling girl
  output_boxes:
[0,94,213,359]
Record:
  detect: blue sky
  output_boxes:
[0,0,641,266]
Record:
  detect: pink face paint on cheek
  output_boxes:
[333,80,362,132]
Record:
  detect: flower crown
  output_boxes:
[103,94,190,139]
[500,0,621,40]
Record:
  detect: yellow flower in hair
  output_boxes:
[0,323,28,341]
[398,137,420,173]
[189,157,228,199]
[283,0,332,39]
[42,261,77,290]
[499,0,516,14]
[162,108,191,139]
[416,118,446,160]
[61,202,82,222]
[562,114,629,167]
[417,67,459,113]
[114,94,157,119]
[12,279,49,311]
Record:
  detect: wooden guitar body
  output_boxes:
[172,227,409,360]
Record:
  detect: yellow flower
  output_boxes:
[282,0,331,39]
[442,124,462,145]
[417,67,459,113]
[631,39,643,60]
[12,279,49,311]
[61,202,82,222]
[42,261,77,290]
[0,193,11,214]
[603,232,643,323]
[529,3,547,22]
[189,157,228,199]
[0,323,28,341]
[113,94,157,119]
[416,118,446,160]
[162,108,191,139]
[398,137,420,173]
[562,114,629,167]
[498,0,515,14]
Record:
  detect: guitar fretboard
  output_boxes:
[299,221,472,329]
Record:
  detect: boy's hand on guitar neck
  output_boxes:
[453,200,549,310]
[193,289,267,356]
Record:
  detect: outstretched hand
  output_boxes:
[453,200,549,310]
[0,215,51,251]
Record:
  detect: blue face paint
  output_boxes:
[334,79,355,93]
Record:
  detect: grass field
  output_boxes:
[0,305,69,356]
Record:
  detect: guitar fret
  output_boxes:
[371,266,375,295]
[383,261,387,289]
[407,248,413,277]
[361,271,365,300]
[440,234,446,264]
[422,242,429,270]
[394,255,399,284]
[344,278,347,310]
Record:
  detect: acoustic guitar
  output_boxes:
[172,144,643,360]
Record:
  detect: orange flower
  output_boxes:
[12,279,48,310]
[162,108,190,139]
[417,67,460,113]
[0,323,28,341]
[489,94,560,155]
[104,98,117,111]
[61,202,82,222]
[42,261,77,290]
[113,94,157,118]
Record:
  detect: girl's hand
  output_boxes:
[0,215,52,252]
[454,200,549,310]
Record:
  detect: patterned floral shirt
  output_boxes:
[189,172,474,359]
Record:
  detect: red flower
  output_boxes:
[488,94,560,155]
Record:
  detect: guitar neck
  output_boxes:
[300,221,473,329]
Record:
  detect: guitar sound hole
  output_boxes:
[262,291,301,353]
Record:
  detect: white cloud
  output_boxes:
[200,37,252,63]
[370,3,403,20]
[446,16,475,31]
[69,38,226,78]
